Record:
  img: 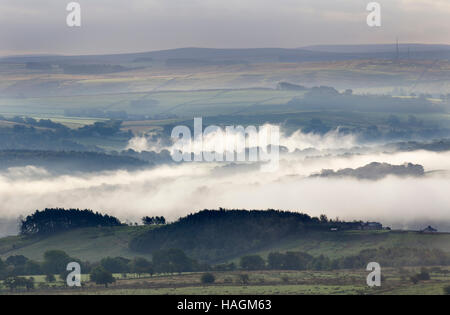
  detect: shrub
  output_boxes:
[201,273,215,284]
[4,276,35,291]
[239,274,250,285]
[410,276,419,285]
[443,285,450,295]
[45,274,56,283]
[20,208,122,236]
[223,277,233,284]
[416,268,430,281]
[90,266,116,288]
[240,255,265,271]
[281,275,290,283]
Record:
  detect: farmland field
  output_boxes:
[3,267,449,295]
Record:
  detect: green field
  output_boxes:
[3,268,449,295]
[0,226,154,262]
[2,226,450,264]
[252,231,450,260]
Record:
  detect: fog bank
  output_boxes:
[1,149,450,233]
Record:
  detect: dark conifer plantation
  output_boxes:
[20,208,123,236]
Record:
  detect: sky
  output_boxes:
[0,0,449,56]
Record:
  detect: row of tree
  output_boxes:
[0,116,133,151]
[20,208,123,236]
[2,246,449,291]
[0,250,86,280]
[0,248,201,290]
[142,216,166,225]
[0,248,200,287]
[1,116,126,138]
[237,247,450,271]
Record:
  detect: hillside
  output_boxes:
[129,210,450,263]
[251,230,450,261]
[3,45,450,64]
[1,213,450,264]
[2,228,450,264]
[0,226,153,262]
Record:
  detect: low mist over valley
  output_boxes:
[0,44,450,237]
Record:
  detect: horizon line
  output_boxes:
[1,42,450,59]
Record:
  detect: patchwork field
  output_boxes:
[1,58,450,120]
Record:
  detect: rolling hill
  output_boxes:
[0,226,153,262]
[3,45,450,64]
[1,209,450,264]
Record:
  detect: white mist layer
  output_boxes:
[0,150,449,231]
[126,126,358,153]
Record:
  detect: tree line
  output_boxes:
[20,208,123,236]
[0,248,201,291]
[237,247,450,272]
[142,216,166,225]
[2,246,449,291]
[0,116,132,151]
[129,209,368,261]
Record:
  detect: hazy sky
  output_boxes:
[0,0,449,56]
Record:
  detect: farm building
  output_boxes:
[360,222,383,230]
[421,226,438,233]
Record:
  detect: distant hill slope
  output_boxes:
[129,209,336,262]
[2,208,450,264]
[2,45,450,65]
[1,225,450,265]
[0,226,153,262]
[1,223,450,264]
[0,150,149,173]
[129,209,450,263]
[251,230,450,261]
[301,44,450,53]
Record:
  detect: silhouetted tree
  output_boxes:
[45,274,56,283]
[100,257,130,274]
[240,255,265,271]
[20,208,122,236]
[42,250,72,275]
[142,216,166,225]
[130,257,153,277]
[201,273,215,284]
[4,276,35,292]
[90,266,115,288]
[152,249,194,274]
